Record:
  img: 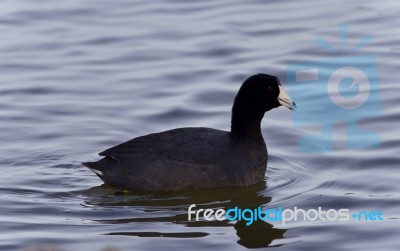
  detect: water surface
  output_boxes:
[1,0,400,250]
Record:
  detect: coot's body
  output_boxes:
[84,128,266,191]
[83,74,296,191]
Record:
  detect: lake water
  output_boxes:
[1,0,399,250]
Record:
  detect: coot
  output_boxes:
[82,74,296,191]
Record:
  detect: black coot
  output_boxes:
[82,74,296,191]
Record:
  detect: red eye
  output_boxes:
[267,86,272,91]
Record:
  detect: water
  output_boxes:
[1,0,399,250]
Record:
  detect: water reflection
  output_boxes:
[83,181,286,248]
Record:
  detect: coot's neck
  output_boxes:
[230,109,265,139]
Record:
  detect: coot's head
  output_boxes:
[232,73,297,115]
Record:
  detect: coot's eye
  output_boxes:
[267,86,273,92]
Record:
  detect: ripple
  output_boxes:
[106,231,209,238]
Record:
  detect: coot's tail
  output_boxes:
[82,161,106,179]
[82,156,123,182]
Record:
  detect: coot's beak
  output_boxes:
[278,85,297,110]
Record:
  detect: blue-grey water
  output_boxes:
[1,0,399,250]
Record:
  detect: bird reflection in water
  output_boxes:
[83,181,286,249]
